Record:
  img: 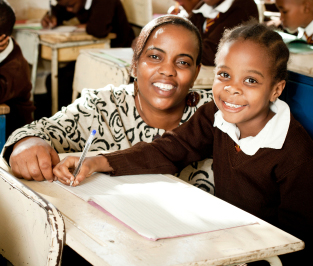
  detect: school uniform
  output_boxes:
[103,99,313,266]
[0,38,35,138]
[297,20,313,44]
[52,0,135,47]
[190,0,259,66]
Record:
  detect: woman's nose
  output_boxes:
[158,61,177,77]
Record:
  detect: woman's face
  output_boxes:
[134,24,200,113]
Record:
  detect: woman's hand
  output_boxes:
[53,155,113,186]
[10,137,60,182]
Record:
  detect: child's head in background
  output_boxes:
[213,22,290,138]
[276,0,313,32]
[0,0,16,37]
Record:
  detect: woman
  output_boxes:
[2,15,214,193]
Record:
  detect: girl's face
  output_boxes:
[213,40,285,134]
[134,24,200,113]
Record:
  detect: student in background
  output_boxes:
[4,15,215,194]
[276,0,313,43]
[190,0,259,66]
[54,23,313,266]
[168,0,201,17]
[0,0,35,138]
[41,0,135,47]
[38,0,136,119]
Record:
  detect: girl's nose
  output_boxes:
[158,62,177,77]
[224,85,242,95]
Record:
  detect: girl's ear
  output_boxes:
[190,64,202,88]
[270,80,286,102]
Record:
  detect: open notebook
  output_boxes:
[56,152,258,241]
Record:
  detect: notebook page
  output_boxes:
[55,172,258,240]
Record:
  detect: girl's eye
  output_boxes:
[245,77,258,84]
[218,72,230,79]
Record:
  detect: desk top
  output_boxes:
[0,159,304,266]
[288,53,313,77]
[0,104,10,115]
[40,32,116,44]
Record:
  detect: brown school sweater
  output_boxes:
[52,0,135,47]
[0,39,35,138]
[190,0,259,66]
[105,101,313,266]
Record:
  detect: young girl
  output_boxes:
[54,23,313,265]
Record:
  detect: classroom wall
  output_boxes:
[7,0,49,20]
[152,0,173,14]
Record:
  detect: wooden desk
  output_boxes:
[0,158,304,266]
[13,29,116,115]
[0,104,10,152]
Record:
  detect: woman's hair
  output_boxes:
[131,14,202,77]
[0,0,16,37]
[215,21,290,84]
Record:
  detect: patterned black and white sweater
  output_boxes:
[2,84,215,194]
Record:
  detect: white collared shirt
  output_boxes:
[0,37,13,63]
[298,19,313,41]
[213,99,291,156]
[192,0,234,32]
[85,0,93,10]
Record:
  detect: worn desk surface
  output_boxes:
[0,104,10,115]
[0,157,304,266]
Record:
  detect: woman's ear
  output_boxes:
[190,64,202,88]
[132,61,138,78]
[270,80,286,102]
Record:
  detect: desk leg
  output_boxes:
[51,48,58,115]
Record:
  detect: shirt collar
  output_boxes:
[192,0,234,19]
[213,98,291,156]
[298,20,313,40]
[0,37,13,63]
[84,0,92,10]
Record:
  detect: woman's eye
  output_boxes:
[245,77,258,84]
[149,54,160,60]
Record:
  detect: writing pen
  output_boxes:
[70,129,96,186]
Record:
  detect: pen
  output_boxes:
[70,129,96,186]
[49,0,52,17]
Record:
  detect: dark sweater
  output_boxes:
[105,101,313,265]
[190,0,259,65]
[52,0,135,47]
[0,39,35,138]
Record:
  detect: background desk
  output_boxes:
[0,157,304,266]
[284,53,313,139]
[13,29,116,115]
[0,104,10,152]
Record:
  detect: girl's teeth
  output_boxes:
[224,101,243,108]
[153,82,174,91]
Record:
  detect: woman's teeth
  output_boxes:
[224,101,244,108]
[153,82,174,91]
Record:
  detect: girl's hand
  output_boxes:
[0,34,10,52]
[53,155,112,186]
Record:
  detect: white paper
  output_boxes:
[55,167,259,240]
